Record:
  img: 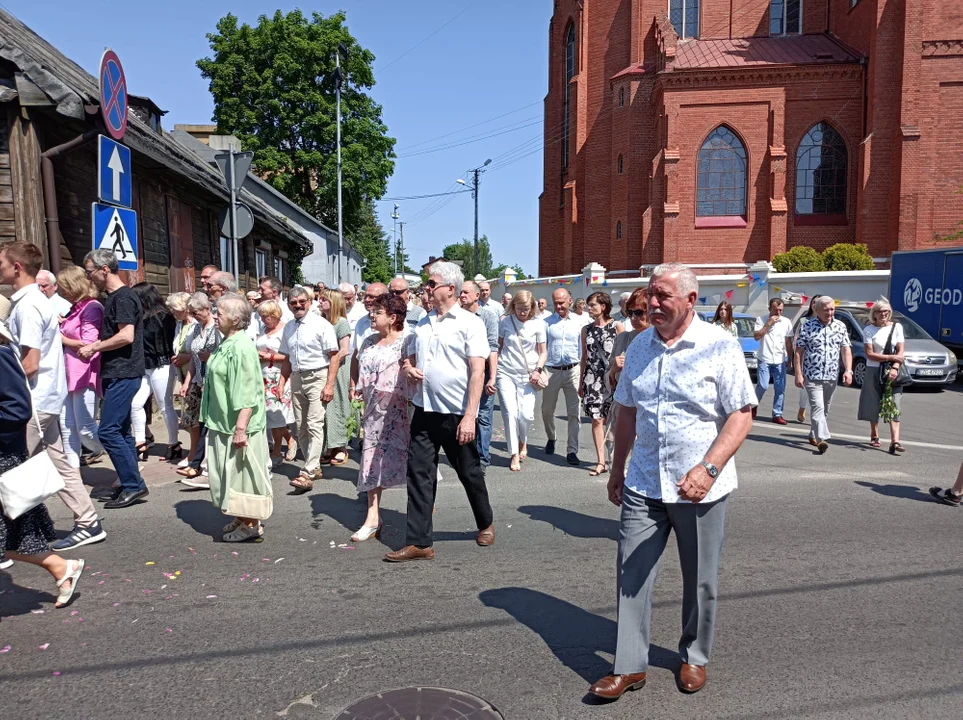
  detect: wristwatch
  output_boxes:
[699,461,719,478]
[534,366,544,373]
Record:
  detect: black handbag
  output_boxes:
[879,323,912,388]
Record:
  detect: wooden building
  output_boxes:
[0,9,311,293]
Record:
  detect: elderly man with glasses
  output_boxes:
[279,286,340,491]
[388,277,426,329]
[340,282,367,331]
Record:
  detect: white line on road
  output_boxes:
[749,421,963,452]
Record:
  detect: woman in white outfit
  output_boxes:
[495,290,547,472]
[168,292,195,467]
[255,300,296,468]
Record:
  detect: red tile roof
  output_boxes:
[671,34,861,71]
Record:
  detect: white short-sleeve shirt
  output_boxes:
[8,284,68,414]
[498,316,546,379]
[346,301,368,332]
[863,322,904,368]
[278,312,338,372]
[753,314,793,364]
[409,305,490,415]
[614,316,756,504]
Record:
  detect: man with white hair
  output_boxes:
[340,282,367,330]
[208,271,237,309]
[36,269,72,318]
[614,292,631,323]
[591,262,755,701]
[794,295,853,453]
[387,261,494,562]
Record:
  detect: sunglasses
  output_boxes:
[628,308,647,318]
[388,288,407,296]
[425,279,452,290]
[288,299,308,307]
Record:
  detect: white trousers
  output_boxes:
[497,373,536,456]
[61,388,105,468]
[131,365,179,445]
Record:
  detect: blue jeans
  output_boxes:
[476,390,495,466]
[755,361,787,418]
[98,377,147,493]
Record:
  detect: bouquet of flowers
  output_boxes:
[879,379,899,424]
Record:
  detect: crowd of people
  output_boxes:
[1,243,961,624]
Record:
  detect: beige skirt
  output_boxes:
[207,429,273,520]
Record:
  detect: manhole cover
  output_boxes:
[333,687,503,720]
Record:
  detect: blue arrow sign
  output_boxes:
[97,135,132,207]
[92,202,138,271]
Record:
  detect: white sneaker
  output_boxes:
[180,476,210,489]
[0,558,13,570]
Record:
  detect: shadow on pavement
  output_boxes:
[0,572,57,618]
[518,505,618,541]
[309,493,407,550]
[748,431,870,454]
[174,499,226,541]
[854,480,938,503]
[479,587,677,691]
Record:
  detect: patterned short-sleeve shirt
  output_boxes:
[795,317,851,382]
[613,316,756,504]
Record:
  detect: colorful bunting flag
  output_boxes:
[725,290,733,299]
[698,296,707,304]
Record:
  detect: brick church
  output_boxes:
[538,0,963,275]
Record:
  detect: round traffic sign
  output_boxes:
[99,49,128,141]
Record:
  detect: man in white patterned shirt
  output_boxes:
[590,263,755,702]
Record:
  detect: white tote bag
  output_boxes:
[0,351,65,520]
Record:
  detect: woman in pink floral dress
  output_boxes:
[349,294,410,542]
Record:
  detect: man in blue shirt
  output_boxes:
[541,288,583,465]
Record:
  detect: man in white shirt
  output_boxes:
[477,281,500,321]
[279,286,340,488]
[341,282,368,331]
[536,298,552,320]
[753,298,794,425]
[459,281,499,469]
[36,269,72,318]
[542,288,584,464]
[0,241,104,550]
[500,293,513,315]
[349,283,388,357]
[590,263,754,701]
[386,261,494,563]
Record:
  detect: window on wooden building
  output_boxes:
[274,256,284,285]
[795,122,848,215]
[219,236,236,276]
[770,0,801,36]
[669,0,699,40]
[696,126,747,217]
[255,249,268,279]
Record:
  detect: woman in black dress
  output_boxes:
[579,291,623,476]
[0,326,84,608]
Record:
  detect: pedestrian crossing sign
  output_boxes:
[91,202,138,270]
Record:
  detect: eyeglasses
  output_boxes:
[628,309,647,318]
[388,288,407,296]
[288,299,308,307]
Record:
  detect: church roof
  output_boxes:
[671,34,862,71]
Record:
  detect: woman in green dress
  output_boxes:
[200,294,273,542]
[319,288,352,466]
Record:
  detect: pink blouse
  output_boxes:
[60,298,103,393]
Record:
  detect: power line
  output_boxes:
[378,190,472,201]
[397,100,543,151]
[397,119,543,158]
[377,0,484,73]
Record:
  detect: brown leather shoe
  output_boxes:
[383,545,435,563]
[588,672,646,700]
[677,663,706,693]
[476,524,495,546]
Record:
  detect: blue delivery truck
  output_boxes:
[890,247,963,360]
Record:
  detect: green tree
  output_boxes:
[821,243,875,271]
[491,263,528,280]
[441,236,494,279]
[772,246,825,273]
[349,201,393,284]
[197,9,396,237]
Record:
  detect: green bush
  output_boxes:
[772,246,825,273]
[821,243,875,271]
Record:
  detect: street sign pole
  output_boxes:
[229,149,238,276]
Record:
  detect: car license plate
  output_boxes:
[916,369,943,377]
[745,358,757,369]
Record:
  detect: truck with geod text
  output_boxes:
[890,247,963,373]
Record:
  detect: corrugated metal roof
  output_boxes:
[671,34,862,71]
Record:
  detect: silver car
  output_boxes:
[833,306,959,388]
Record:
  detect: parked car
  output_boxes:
[792,304,958,389]
[697,311,760,374]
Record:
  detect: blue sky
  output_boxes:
[9,0,549,274]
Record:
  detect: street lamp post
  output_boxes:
[457,158,491,277]
[334,42,349,283]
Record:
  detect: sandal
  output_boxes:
[289,473,315,492]
[870,437,881,448]
[519,446,528,461]
[889,441,906,455]
[55,558,85,608]
[223,522,262,543]
[177,466,201,478]
[328,450,348,466]
[165,442,184,462]
[510,457,521,472]
[589,463,608,477]
[351,522,383,542]
[135,443,150,462]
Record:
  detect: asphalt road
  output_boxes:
[1,382,962,719]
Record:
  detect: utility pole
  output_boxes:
[398,221,405,275]
[334,43,348,283]
[391,203,400,277]
[457,159,491,278]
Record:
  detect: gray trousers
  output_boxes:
[613,488,728,674]
[805,379,837,441]
[540,365,580,454]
